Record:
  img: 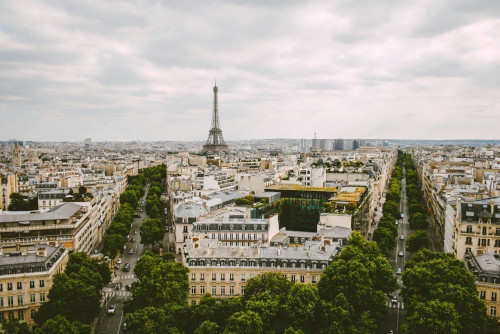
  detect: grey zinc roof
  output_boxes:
[0,203,82,223]
[175,203,208,219]
[474,253,500,273]
[0,245,63,267]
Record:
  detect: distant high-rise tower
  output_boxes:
[12,142,21,167]
[201,83,230,155]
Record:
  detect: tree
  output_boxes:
[223,311,263,334]
[35,315,92,334]
[402,249,487,333]
[372,227,396,256]
[382,201,401,220]
[126,254,189,312]
[102,233,126,257]
[285,284,321,333]
[403,300,461,334]
[35,273,101,325]
[140,218,165,250]
[408,213,428,230]
[78,186,87,195]
[8,193,37,211]
[120,190,138,209]
[1,318,31,334]
[243,272,294,304]
[195,321,220,334]
[407,230,429,253]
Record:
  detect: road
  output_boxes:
[95,186,150,334]
[378,168,410,334]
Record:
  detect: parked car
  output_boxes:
[117,258,122,265]
[129,248,134,254]
[131,238,136,243]
[124,263,130,272]
[108,304,116,314]
[396,268,402,275]
[400,234,404,240]
[398,251,404,257]
[123,322,127,331]
[133,230,137,235]
[391,296,398,304]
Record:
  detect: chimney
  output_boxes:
[307,245,311,257]
[277,244,281,256]
[491,199,495,215]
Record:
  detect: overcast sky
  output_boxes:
[1,0,499,141]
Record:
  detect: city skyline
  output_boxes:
[1,1,499,141]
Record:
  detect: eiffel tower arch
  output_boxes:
[201,84,230,155]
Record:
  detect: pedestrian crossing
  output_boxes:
[104,290,132,298]
[112,274,135,281]
[387,301,404,309]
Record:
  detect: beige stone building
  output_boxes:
[453,197,500,260]
[0,203,94,254]
[465,251,500,319]
[0,244,68,328]
[182,239,340,305]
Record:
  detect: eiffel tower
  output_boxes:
[201,83,230,154]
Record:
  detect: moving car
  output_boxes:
[396,268,402,275]
[131,238,136,243]
[108,304,116,315]
[398,251,404,257]
[391,296,398,304]
[124,263,130,272]
[128,248,134,254]
[115,283,121,290]
[400,234,404,240]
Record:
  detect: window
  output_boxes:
[221,286,225,296]
[40,293,46,302]
[495,240,500,247]
[496,228,500,236]
[291,275,296,282]
[466,225,473,233]
[30,309,36,320]
[492,292,497,301]
[211,286,217,296]
[212,274,217,281]
[191,273,196,281]
[17,296,23,306]
[482,239,487,247]
[191,300,196,306]
[30,294,35,303]
[300,275,305,283]
[200,273,205,281]
[17,282,22,290]
[39,280,44,288]
[483,227,488,235]
[229,286,234,296]
[200,286,205,295]
[241,286,246,295]
[312,276,317,284]
[466,237,472,245]
[491,306,497,317]
[191,286,196,294]
[250,274,254,279]
[0,284,3,291]
[7,283,12,291]
[8,296,14,307]
[0,298,3,308]
[30,281,35,289]
[241,274,246,282]
[480,291,486,299]
[282,274,287,279]
[230,273,234,281]
[18,311,24,321]
[183,226,188,233]
[8,312,14,320]
[221,274,225,281]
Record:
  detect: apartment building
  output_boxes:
[464,250,500,319]
[453,197,500,259]
[183,239,340,304]
[0,244,68,328]
[0,203,93,253]
[191,213,280,247]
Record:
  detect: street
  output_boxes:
[378,168,410,334]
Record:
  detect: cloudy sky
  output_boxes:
[1,0,499,141]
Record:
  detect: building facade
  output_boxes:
[0,245,68,328]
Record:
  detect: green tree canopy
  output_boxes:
[407,230,429,253]
[35,315,92,334]
[223,311,263,334]
[140,218,165,250]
